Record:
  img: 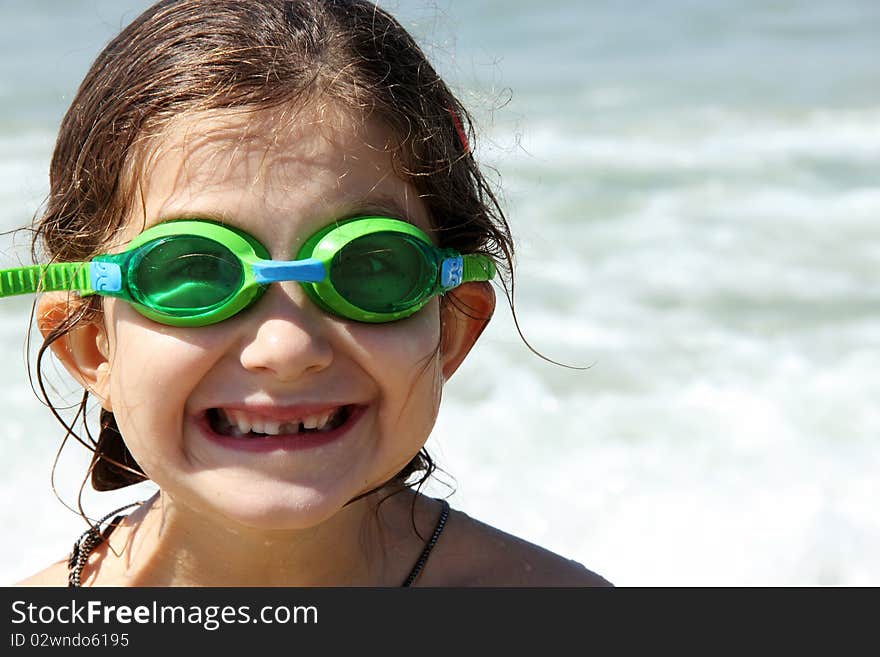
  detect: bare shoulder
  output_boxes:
[420,507,612,587]
[16,560,69,587]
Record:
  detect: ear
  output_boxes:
[36,292,113,410]
[439,281,496,381]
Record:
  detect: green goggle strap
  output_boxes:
[460,254,496,286]
[0,263,94,297]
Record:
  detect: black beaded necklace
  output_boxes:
[68,499,450,587]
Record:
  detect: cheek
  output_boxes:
[108,330,210,404]
[350,303,444,423]
[101,303,230,455]
[349,302,441,378]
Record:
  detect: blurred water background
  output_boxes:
[1,0,878,585]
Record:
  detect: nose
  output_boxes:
[238,284,334,380]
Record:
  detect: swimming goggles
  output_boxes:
[0,217,495,326]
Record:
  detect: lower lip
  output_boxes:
[196,405,367,453]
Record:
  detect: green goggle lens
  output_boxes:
[329,232,435,314]
[132,236,244,314]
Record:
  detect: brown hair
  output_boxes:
[34,0,514,493]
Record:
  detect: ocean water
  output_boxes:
[1,0,878,585]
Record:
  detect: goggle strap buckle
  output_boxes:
[440,256,464,291]
[89,261,123,293]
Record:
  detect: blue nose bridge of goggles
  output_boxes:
[251,258,327,285]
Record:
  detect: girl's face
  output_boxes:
[84,106,471,529]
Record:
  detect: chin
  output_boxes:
[199,485,358,532]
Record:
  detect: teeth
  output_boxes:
[216,407,344,437]
[233,411,252,436]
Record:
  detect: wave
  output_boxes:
[485,106,880,172]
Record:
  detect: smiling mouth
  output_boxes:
[206,406,352,438]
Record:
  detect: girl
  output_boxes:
[10,0,609,587]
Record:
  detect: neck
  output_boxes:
[103,487,429,587]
